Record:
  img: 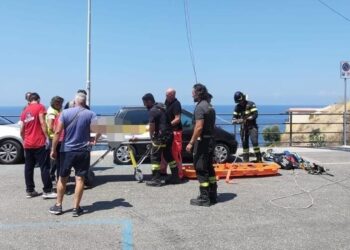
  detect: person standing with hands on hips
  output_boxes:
[186,84,217,206]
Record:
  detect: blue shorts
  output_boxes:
[59,151,90,177]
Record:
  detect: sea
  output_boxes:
[0,104,324,145]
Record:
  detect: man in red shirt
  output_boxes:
[20,92,56,199]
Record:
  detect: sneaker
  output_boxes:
[42,192,57,199]
[26,190,39,198]
[72,207,84,217]
[49,204,62,215]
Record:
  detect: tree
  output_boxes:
[262,125,281,146]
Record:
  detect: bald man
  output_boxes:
[160,88,184,180]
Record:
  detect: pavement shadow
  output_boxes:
[91,167,115,172]
[55,183,77,196]
[83,198,133,214]
[217,193,237,203]
[92,174,147,186]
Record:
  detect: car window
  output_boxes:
[115,110,127,125]
[181,112,193,129]
[0,116,12,125]
[123,110,149,125]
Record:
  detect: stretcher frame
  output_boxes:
[86,140,152,186]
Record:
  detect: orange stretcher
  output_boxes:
[182,162,280,182]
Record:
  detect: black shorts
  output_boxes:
[60,151,90,177]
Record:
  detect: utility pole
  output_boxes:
[86,0,92,106]
[344,78,348,146]
[340,61,350,146]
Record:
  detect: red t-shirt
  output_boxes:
[20,103,47,149]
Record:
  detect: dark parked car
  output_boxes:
[113,106,238,165]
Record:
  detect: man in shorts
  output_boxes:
[49,93,100,217]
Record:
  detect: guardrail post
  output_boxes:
[344,112,348,146]
[289,112,293,146]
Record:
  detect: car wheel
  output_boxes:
[213,143,229,163]
[0,139,23,164]
[114,144,135,165]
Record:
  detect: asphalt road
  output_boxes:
[0,147,349,250]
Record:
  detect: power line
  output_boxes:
[317,0,350,23]
[183,0,198,83]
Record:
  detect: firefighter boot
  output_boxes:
[146,170,162,187]
[243,153,249,162]
[165,167,181,185]
[256,152,262,163]
[209,182,218,204]
[190,186,211,207]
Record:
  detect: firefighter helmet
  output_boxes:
[234,91,245,103]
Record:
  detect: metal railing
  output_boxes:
[216,112,349,147]
[2,111,349,147]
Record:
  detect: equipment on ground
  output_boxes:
[264,149,303,170]
[263,148,332,175]
[302,162,333,176]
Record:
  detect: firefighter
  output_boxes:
[160,88,184,179]
[142,93,180,187]
[186,84,217,206]
[232,91,262,162]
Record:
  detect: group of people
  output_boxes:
[20,90,100,216]
[140,89,183,187]
[141,84,261,206]
[19,84,262,214]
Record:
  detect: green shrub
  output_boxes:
[309,129,325,147]
[262,125,281,146]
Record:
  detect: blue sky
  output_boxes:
[1,0,350,106]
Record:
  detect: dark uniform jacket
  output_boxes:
[148,103,172,141]
[233,100,258,129]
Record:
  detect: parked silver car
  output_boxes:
[0,117,24,164]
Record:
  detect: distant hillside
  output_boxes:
[281,103,350,146]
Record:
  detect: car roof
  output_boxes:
[119,106,192,114]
